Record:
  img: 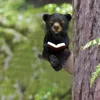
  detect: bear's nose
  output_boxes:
[54,25,59,30]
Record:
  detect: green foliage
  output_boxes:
[0,0,25,13]
[0,0,72,100]
[90,64,100,87]
[44,3,72,14]
[34,88,55,100]
[82,38,100,50]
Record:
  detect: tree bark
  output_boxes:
[72,0,100,100]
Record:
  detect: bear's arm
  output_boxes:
[57,34,69,49]
[43,34,49,51]
[61,33,69,49]
[42,34,51,59]
[64,36,69,49]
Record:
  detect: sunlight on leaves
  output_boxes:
[44,3,72,14]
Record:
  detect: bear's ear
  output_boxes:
[65,14,72,21]
[43,14,49,22]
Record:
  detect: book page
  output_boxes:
[56,43,65,48]
[47,42,65,48]
[47,42,56,47]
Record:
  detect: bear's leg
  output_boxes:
[49,55,62,71]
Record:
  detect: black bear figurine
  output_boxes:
[39,13,73,72]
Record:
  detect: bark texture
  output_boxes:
[73,0,100,100]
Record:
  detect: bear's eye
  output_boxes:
[61,20,64,24]
[49,21,54,25]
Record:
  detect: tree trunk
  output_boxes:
[72,0,100,100]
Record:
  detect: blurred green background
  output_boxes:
[0,0,72,100]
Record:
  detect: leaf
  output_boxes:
[82,38,100,50]
[90,64,100,87]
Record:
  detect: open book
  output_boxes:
[47,42,66,52]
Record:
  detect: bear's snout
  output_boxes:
[52,22,62,33]
[54,25,59,30]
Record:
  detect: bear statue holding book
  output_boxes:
[38,13,73,74]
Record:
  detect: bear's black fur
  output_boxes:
[41,13,72,71]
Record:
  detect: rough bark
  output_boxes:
[72,0,100,100]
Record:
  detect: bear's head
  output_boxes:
[43,13,72,34]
